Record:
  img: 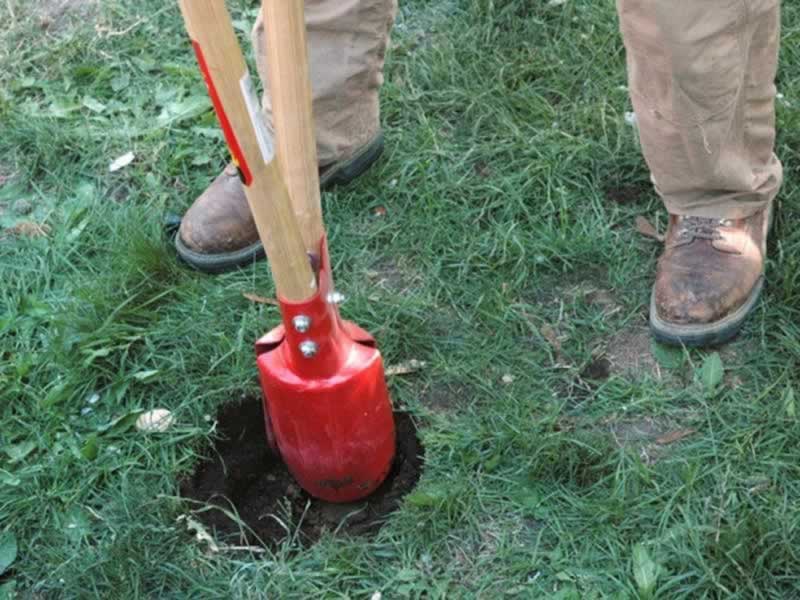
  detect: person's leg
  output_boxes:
[617,0,782,346]
[255,0,396,167]
[177,0,397,273]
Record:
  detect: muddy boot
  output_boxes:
[649,204,773,347]
[175,132,384,273]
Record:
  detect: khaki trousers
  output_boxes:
[250,1,781,216]
[617,0,783,218]
[252,0,397,167]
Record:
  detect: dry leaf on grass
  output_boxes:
[656,429,696,445]
[585,288,616,309]
[176,515,265,553]
[243,292,279,306]
[554,415,579,432]
[135,409,174,432]
[385,359,427,376]
[109,152,135,173]
[4,222,51,238]
[540,324,562,354]
[177,515,219,553]
[635,216,665,243]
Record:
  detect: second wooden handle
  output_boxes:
[262,0,324,254]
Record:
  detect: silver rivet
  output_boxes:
[293,315,311,333]
[299,340,318,358]
[327,291,345,305]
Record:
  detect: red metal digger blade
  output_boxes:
[255,238,396,503]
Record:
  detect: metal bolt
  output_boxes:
[299,340,318,358]
[327,291,346,305]
[293,315,311,333]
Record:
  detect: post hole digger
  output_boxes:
[177,0,396,502]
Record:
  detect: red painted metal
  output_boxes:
[191,41,253,186]
[256,237,396,502]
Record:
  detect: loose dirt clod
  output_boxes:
[38,0,99,32]
[606,325,659,378]
[180,398,424,548]
[13,199,32,215]
[366,257,422,294]
[581,357,611,381]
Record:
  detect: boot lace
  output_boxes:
[676,217,732,242]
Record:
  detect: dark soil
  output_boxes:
[603,182,651,205]
[180,397,424,548]
[421,381,471,413]
[581,357,611,381]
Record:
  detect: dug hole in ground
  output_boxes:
[180,397,424,548]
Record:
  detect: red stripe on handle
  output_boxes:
[191,40,253,186]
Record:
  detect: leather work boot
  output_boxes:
[176,132,385,273]
[649,204,773,347]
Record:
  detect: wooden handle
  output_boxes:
[178,0,316,302]
[261,0,324,253]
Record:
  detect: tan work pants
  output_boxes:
[252,0,397,167]
[252,1,781,217]
[617,0,783,218]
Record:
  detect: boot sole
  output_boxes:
[649,276,764,348]
[175,132,385,274]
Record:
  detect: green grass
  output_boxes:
[3,0,800,597]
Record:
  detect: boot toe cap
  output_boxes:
[654,262,760,325]
[178,169,259,255]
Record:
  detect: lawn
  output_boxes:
[3,0,800,597]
